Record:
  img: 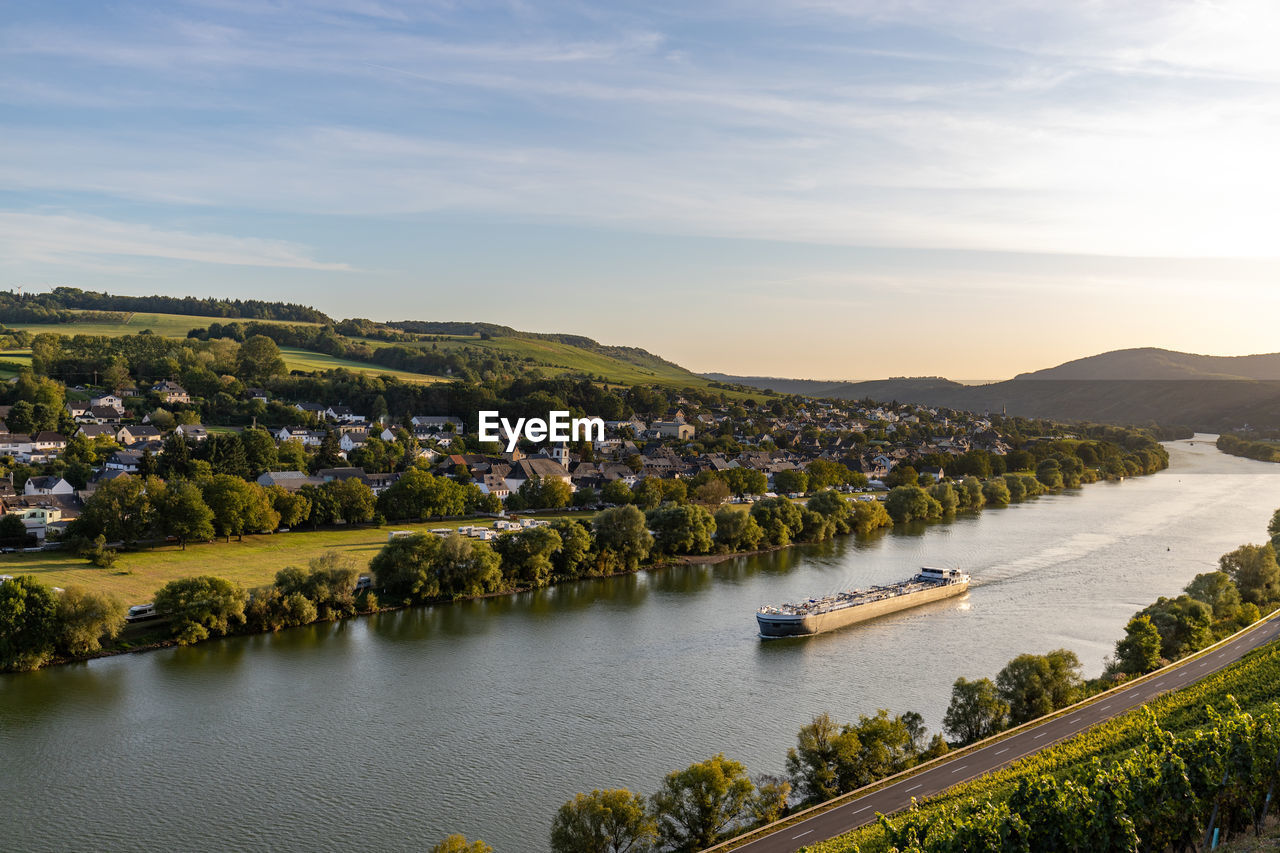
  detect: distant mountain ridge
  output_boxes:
[708,348,1280,430]
[1014,347,1280,381]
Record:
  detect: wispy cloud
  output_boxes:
[0,212,355,271]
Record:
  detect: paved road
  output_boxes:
[732,614,1280,853]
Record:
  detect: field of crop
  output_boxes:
[277,347,447,383]
[0,513,595,604]
[811,637,1280,852]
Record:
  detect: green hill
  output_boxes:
[0,298,744,393]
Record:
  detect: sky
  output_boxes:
[3,1,1280,381]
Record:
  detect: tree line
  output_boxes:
[1217,433,1280,464]
[0,286,330,323]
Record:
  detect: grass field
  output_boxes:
[278,347,447,383]
[0,513,594,604]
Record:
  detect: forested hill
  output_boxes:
[0,287,330,324]
[1014,347,1280,381]
[708,353,1280,432]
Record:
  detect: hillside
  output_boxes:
[0,293,744,393]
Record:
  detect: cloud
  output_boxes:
[0,212,355,271]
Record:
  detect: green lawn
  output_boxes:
[0,513,594,604]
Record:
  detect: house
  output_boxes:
[24,476,74,496]
[174,423,209,442]
[32,432,67,454]
[116,424,162,445]
[410,415,465,433]
[90,393,124,409]
[76,405,124,425]
[275,426,326,447]
[324,405,364,423]
[77,424,117,440]
[256,471,323,491]
[65,401,90,419]
[244,388,270,402]
[293,402,327,416]
[476,472,510,500]
[0,434,34,460]
[650,420,695,440]
[151,380,191,404]
[503,458,572,493]
[361,471,401,495]
[339,429,368,453]
[105,450,143,473]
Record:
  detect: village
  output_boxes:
[0,375,1015,547]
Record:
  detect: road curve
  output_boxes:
[729,613,1280,853]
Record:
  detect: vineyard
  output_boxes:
[811,641,1280,852]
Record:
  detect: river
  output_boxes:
[3,437,1280,851]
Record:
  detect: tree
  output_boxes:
[883,465,918,489]
[1113,614,1163,676]
[1219,543,1280,607]
[807,490,852,533]
[75,473,154,545]
[518,475,573,509]
[786,712,863,803]
[651,753,755,851]
[202,475,280,540]
[54,586,126,655]
[0,575,58,671]
[330,477,376,524]
[495,526,563,588]
[850,500,893,535]
[806,459,852,490]
[1035,458,1064,489]
[693,478,730,507]
[592,506,653,572]
[714,506,764,552]
[884,485,942,523]
[236,334,287,384]
[550,789,657,853]
[370,532,502,604]
[549,519,594,580]
[981,478,1012,507]
[429,835,491,853]
[646,504,716,556]
[0,513,30,547]
[750,497,803,546]
[1270,508,1280,548]
[153,575,247,645]
[601,479,634,505]
[774,469,809,495]
[267,485,312,528]
[1140,595,1214,659]
[747,775,791,826]
[943,677,1010,745]
[154,479,214,549]
[378,469,471,520]
[239,427,279,476]
[631,477,666,510]
[996,649,1082,725]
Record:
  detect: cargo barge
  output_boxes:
[756,567,970,638]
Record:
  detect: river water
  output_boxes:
[3,437,1280,851]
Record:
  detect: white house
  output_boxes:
[24,476,74,496]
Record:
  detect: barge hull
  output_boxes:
[757,580,968,638]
